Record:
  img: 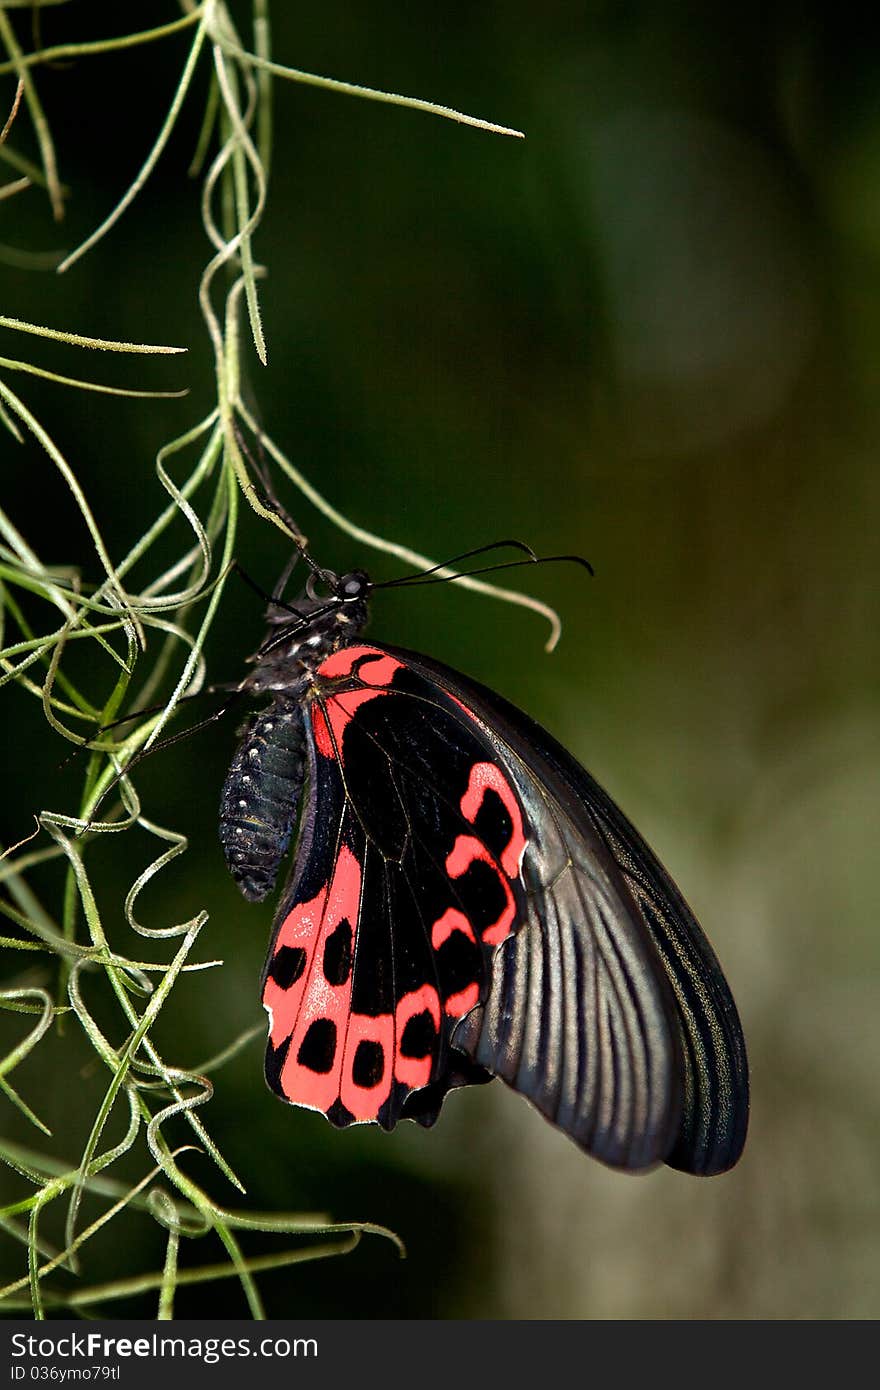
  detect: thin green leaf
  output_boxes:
[0,354,187,398]
[0,1077,51,1137]
[221,36,525,138]
[0,314,186,353]
[158,1227,179,1320]
[0,8,204,76]
[57,17,209,273]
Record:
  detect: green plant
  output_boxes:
[0,0,553,1319]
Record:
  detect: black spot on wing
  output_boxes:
[471,786,514,863]
[453,857,508,938]
[322,918,353,985]
[352,1039,385,1088]
[435,929,483,1004]
[400,1010,436,1058]
[268,944,306,990]
[296,1018,336,1074]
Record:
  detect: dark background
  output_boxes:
[1,1,878,1318]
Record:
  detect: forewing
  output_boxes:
[398,650,750,1175]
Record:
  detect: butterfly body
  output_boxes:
[218,704,305,902]
[219,572,370,901]
[222,567,749,1174]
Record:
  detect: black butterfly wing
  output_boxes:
[261,642,718,1171]
[394,647,750,1176]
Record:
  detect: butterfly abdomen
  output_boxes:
[219,703,306,902]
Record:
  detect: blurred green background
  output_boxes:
[1,0,878,1318]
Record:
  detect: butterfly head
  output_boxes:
[297,567,371,626]
[250,567,372,681]
[332,569,371,607]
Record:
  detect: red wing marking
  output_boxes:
[444,982,481,1017]
[339,1011,395,1118]
[431,905,477,949]
[445,834,516,946]
[263,843,361,1113]
[311,705,334,759]
[357,653,405,686]
[393,986,442,1089]
[461,760,527,879]
[264,834,449,1119]
[318,644,404,683]
[312,647,406,762]
[312,687,386,760]
[318,646,363,679]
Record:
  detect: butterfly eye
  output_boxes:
[339,572,367,601]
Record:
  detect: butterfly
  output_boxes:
[219,563,749,1174]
